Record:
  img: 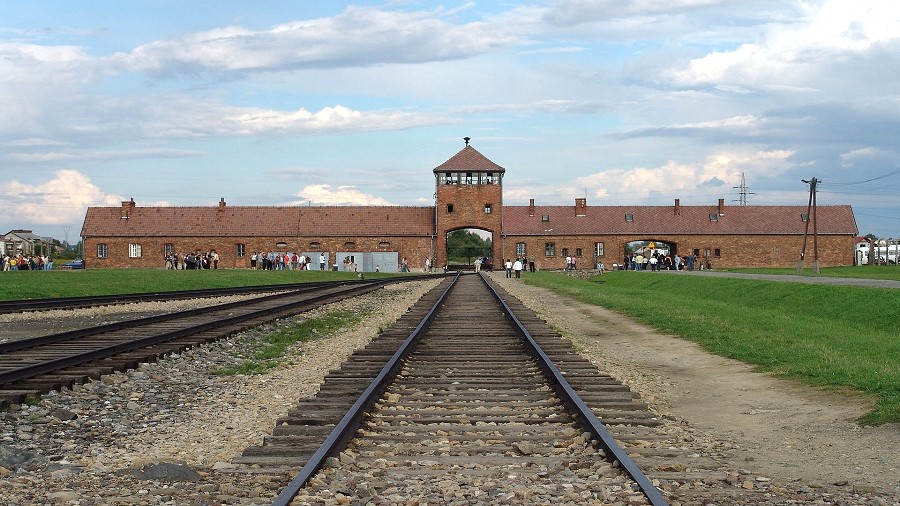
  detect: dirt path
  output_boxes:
[490,273,900,495]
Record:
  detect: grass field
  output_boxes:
[521,270,900,425]
[0,269,402,300]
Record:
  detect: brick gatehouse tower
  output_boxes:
[433,138,505,268]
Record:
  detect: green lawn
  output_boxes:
[522,271,900,425]
[0,269,405,300]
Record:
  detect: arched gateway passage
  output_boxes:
[446,228,493,270]
[623,240,678,270]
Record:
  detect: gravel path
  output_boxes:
[658,268,900,288]
[489,272,900,506]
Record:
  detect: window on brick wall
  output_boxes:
[309,242,321,250]
[714,248,721,257]
[129,244,142,258]
[575,248,583,257]
[484,203,492,214]
[516,242,526,256]
[164,243,174,255]
[344,241,356,250]
[447,204,454,213]
[594,242,604,257]
[545,242,556,256]
[236,244,245,258]
[97,243,108,258]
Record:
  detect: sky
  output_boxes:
[2,0,900,244]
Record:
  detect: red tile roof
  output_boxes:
[433,146,505,173]
[502,204,858,236]
[82,201,857,238]
[81,205,436,237]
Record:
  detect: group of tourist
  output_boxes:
[165,250,219,270]
[2,254,53,271]
[250,252,326,271]
[503,257,527,278]
[623,252,700,271]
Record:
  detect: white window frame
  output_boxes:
[129,243,142,258]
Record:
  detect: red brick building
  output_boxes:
[80,143,858,270]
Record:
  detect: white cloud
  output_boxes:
[292,184,394,206]
[0,170,122,225]
[114,6,517,77]
[545,0,737,26]
[667,0,900,90]
[839,147,890,166]
[573,149,795,200]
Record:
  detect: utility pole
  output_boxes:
[797,177,819,274]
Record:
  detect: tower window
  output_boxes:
[484,204,492,214]
[447,204,454,213]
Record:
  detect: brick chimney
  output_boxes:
[218,197,226,211]
[120,198,135,219]
[718,198,725,216]
[529,198,535,217]
[575,198,587,217]
[674,199,681,216]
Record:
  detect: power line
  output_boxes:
[821,168,900,186]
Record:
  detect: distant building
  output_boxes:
[80,143,858,270]
[2,230,55,257]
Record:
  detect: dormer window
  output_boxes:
[625,214,634,222]
[709,214,719,222]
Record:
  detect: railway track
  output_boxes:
[0,280,380,314]
[237,273,699,505]
[0,278,411,408]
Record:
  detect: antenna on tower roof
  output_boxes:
[732,172,755,206]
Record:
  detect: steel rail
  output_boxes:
[480,273,669,506]
[0,276,431,314]
[270,273,460,506]
[0,282,322,314]
[0,279,394,386]
[0,286,321,354]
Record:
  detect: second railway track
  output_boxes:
[0,279,409,408]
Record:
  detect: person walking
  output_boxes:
[513,258,523,278]
[504,259,513,278]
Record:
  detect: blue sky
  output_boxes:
[2,0,900,243]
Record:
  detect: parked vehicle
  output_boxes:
[60,259,84,269]
[855,242,899,265]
